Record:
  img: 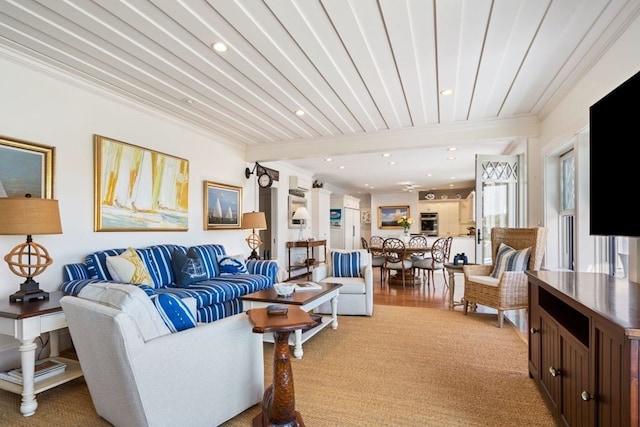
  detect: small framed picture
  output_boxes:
[360,208,371,224]
[204,181,242,230]
[378,205,410,229]
[0,136,54,198]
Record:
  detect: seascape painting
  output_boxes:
[204,181,241,230]
[94,135,189,231]
[0,137,54,199]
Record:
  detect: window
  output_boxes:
[560,151,575,270]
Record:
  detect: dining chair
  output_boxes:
[362,237,385,284]
[444,236,454,263]
[382,237,414,288]
[412,237,447,287]
[408,235,429,261]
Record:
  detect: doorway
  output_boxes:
[259,186,277,260]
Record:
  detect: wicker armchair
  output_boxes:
[462,227,547,328]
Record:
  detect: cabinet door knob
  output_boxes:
[530,327,539,334]
[549,366,560,377]
[581,391,593,401]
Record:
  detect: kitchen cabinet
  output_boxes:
[527,271,639,426]
[418,201,460,236]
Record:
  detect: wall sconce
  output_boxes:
[244,162,272,188]
[0,195,63,302]
[242,211,267,259]
[292,206,311,241]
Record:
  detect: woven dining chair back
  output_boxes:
[365,236,385,283]
[361,237,369,251]
[382,238,414,288]
[412,237,447,287]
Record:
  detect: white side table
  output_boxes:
[0,291,83,416]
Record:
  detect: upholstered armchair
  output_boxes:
[312,249,373,316]
[60,282,264,427]
[462,227,548,328]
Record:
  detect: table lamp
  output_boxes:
[242,211,267,259]
[0,195,63,302]
[292,206,311,241]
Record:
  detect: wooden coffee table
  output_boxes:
[240,282,342,359]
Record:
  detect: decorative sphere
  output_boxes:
[4,242,53,278]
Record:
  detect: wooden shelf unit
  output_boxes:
[286,240,327,280]
[526,270,640,427]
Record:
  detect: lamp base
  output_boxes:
[248,249,260,260]
[9,278,50,303]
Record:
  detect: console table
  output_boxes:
[526,270,640,426]
[0,291,83,416]
[286,240,327,280]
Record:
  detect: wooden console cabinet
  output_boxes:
[526,271,640,427]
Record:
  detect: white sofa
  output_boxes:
[312,249,373,316]
[60,282,264,427]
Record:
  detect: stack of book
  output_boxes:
[294,282,322,292]
[0,359,67,385]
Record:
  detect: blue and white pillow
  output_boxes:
[490,243,531,278]
[152,293,197,333]
[332,251,362,278]
[217,255,248,275]
[171,249,207,287]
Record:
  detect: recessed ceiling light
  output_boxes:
[440,89,453,96]
[325,158,333,162]
[389,161,396,165]
[450,177,456,180]
[295,109,305,116]
[449,183,455,187]
[448,147,457,151]
[382,153,390,157]
[427,173,432,177]
[212,42,227,52]
[447,157,456,160]
[339,166,345,169]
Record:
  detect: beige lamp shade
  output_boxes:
[0,197,62,235]
[242,211,267,230]
[292,206,311,220]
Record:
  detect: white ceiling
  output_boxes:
[1,0,638,194]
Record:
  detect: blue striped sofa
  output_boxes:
[59,244,278,322]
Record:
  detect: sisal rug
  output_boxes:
[0,306,556,426]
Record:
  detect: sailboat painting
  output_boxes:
[94,135,189,231]
[204,181,242,230]
[0,137,54,199]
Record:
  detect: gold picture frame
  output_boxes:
[204,181,242,230]
[0,136,54,198]
[378,205,410,229]
[94,135,189,231]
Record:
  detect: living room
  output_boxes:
[0,3,639,426]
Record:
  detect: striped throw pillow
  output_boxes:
[490,243,531,279]
[152,293,197,333]
[332,251,362,278]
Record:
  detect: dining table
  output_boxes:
[369,244,432,286]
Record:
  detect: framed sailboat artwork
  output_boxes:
[203,181,242,230]
[94,135,189,231]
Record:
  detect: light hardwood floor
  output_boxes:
[372,267,529,340]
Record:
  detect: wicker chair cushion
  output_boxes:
[490,243,531,279]
[467,275,499,286]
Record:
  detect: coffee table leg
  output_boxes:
[293,330,304,359]
[331,294,339,329]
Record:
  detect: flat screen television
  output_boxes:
[589,69,640,237]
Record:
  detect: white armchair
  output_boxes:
[312,249,373,316]
[60,282,264,427]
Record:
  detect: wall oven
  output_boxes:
[420,212,438,236]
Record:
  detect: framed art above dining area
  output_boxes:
[378,205,410,229]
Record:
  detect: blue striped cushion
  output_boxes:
[63,263,89,281]
[152,293,197,333]
[490,243,531,278]
[332,251,362,278]
[86,249,126,280]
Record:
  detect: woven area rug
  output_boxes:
[0,306,556,426]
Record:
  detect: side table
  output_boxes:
[444,263,477,310]
[247,306,318,427]
[0,291,83,416]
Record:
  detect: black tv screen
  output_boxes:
[589,69,640,237]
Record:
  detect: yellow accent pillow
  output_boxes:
[105,247,154,285]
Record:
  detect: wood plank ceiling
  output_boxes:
[0,0,638,193]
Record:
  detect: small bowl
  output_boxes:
[274,283,295,297]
